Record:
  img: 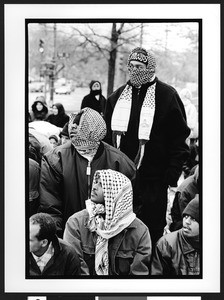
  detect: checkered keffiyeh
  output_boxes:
[86,169,136,275]
[32,242,54,273]
[68,107,107,151]
[127,47,156,87]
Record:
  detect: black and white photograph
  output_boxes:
[27,19,200,278]
[3,2,221,298]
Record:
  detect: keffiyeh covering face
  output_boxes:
[86,169,136,275]
[127,47,156,87]
[68,107,107,156]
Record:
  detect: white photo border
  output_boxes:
[4,3,220,294]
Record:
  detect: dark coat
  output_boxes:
[29,158,40,217]
[29,236,81,277]
[39,141,136,236]
[64,209,151,276]
[81,92,106,116]
[151,229,200,276]
[105,77,190,187]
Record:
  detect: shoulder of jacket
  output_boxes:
[58,238,79,255]
[157,230,179,248]
[44,142,72,170]
[156,79,178,96]
[67,209,88,224]
[108,84,127,99]
[128,217,149,233]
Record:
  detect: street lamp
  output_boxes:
[39,39,44,54]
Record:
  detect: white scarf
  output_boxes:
[111,83,156,169]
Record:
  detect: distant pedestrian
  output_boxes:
[46,103,69,128]
[81,80,106,117]
[29,213,81,276]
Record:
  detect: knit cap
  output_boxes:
[127,47,156,71]
[59,122,69,138]
[182,194,199,223]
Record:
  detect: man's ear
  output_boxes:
[41,239,49,248]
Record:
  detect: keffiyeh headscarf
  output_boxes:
[111,48,157,169]
[86,169,136,275]
[68,107,107,157]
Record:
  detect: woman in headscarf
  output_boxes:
[63,169,151,276]
[30,99,49,121]
[81,80,106,117]
[46,102,69,128]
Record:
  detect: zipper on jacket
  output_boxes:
[86,160,91,198]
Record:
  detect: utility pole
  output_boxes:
[49,23,57,107]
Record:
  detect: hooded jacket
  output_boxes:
[39,141,136,237]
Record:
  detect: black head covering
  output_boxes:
[53,103,66,116]
[31,100,48,114]
[89,80,101,91]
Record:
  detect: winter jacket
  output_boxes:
[105,78,190,187]
[39,141,136,236]
[29,236,81,277]
[63,209,151,276]
[151,229,200,276]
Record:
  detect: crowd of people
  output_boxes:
[28,47,199,277]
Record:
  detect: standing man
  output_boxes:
[104,47,190,246]
[29,213,81,276]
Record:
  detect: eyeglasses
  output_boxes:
[129,63,146,71]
